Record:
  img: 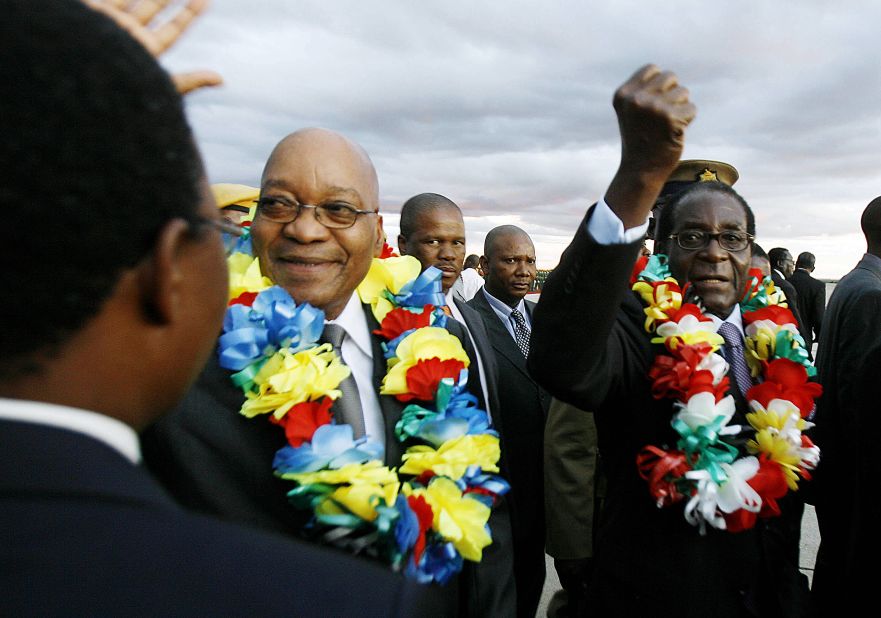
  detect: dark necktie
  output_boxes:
[320,323,366,438]
[510,308,530,357]
[717,321,752,397]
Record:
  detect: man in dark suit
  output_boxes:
[465,225,550,617]
[0,2,435,615]
[397,194,517,616]
[528,65,809,617]
[769,247,809,349]
[811,197,881,614]
[788,252,826,355]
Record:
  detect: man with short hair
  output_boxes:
[769,247,808,348]
[0,2,434,615]
[397,193,517,616]
[467,225,549,617]
[528,65,810,616]
[788,251,825,354]
[812,197,881,614]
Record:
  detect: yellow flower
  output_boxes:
[400,434,500,478]
[404,478,492,562]
[240,346,350,418]
[747,404,808,434]
[280,460,399,485]
[318,482,401,522]
[357,256,423,323]
[747,429,803,490]
[382,327,471,395]
[633,280,682,332]
[228,253,272,300]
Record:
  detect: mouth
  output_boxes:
[275,255,338,273]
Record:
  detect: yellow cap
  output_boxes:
[210,183,259,209]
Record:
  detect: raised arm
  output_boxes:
[527,65,695,408]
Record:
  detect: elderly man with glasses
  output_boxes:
[528,66,812,617]
[143,128,512,616]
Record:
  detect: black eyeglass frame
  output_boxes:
[255,196,377,229]
[668,230,754,252]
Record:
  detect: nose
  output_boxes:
[281,205,330,243]
[438,243,456,261]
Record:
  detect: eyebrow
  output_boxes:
[260,181,362,202]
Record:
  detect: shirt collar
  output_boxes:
[863,253,881,269]
[0,397,141,463]
[481,288,527,318]
[707,305,744,335]
[327,292,372,359]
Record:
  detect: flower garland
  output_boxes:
[218,230,508,582]
[632,254,821,533]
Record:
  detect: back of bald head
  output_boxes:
[399,193,461,237]
[261,127,379,209]
[484,225,533,259]
[862,196,881,254]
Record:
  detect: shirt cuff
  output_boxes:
[585,198,650,245]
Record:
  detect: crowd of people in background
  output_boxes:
[3,2,881,617]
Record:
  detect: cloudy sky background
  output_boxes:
[161,0,881,279]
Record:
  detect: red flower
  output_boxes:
[742,268,765,299]
[723,456,789,532]
[742,304,797,326]
[397,358,466,402]
[649,343,728,401]
[637,446,692,507]
[669,303,714,324]
[745,359,822,417]
[380,242,399,258]
[407,495,434,563]
[270,397,333,447]
[630,255,649,285]
[229,291,259,307]
[685,369,731,403]
[373,306,433,341]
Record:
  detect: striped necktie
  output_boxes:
[320,323,366,438]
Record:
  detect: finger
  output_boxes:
[665,85,691,105]
[647,70,680,94]
[172,70,223,95]
[153,0,209,53]
[632,64,661,84]
[131,0,173,24]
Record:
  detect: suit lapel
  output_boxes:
[470,291,533,380]
[362,304,405,466]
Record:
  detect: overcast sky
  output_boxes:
[161,0,881,279]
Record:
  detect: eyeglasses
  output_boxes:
[194,216,245,237]
[669,229,753,252]
[255,196,377,229]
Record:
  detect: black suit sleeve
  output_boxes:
[527,206,644,410]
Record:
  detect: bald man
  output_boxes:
[142,129,497,615]
[467,225,550,618]
[812,196,881,614]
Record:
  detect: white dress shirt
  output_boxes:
[480,288,531,341]
[0,397,141,463]
[327,292,385,446]
[459,268,485,301]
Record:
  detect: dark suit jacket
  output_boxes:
[0,419,439,616]
[812,254,881,613]
[527,208,809,617]
[788,268,825,349]
[467,290,550,617]
[142,301,511,616]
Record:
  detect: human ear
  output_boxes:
[136,218,192,325]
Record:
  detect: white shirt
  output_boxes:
[445,291,494,422]
[0,397,141,463]
[327,292,384,446]
[459,268,485,301]
[481,288,531,341]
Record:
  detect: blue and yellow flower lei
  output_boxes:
[219,230,508,582]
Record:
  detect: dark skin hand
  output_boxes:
[604,65,696,229]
